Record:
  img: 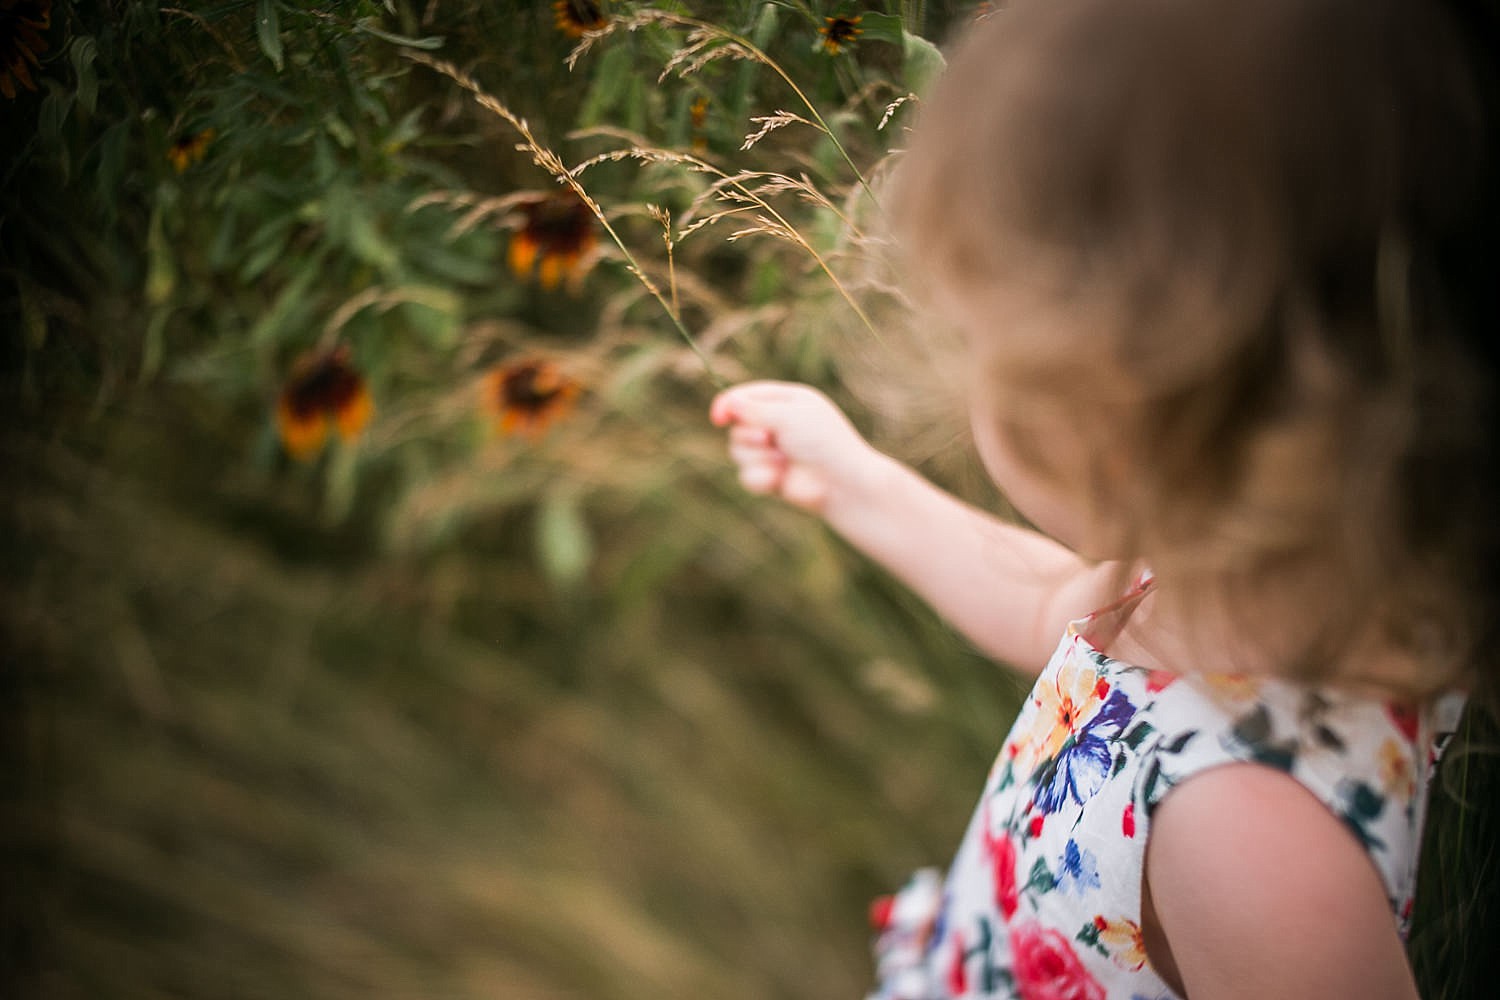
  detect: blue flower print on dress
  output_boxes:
[1056,839,1102,897]
[1033,687,1136,813]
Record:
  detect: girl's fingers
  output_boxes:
[738,462,782,494]
[729,440,782,468]
[730,424,774,447]
[780,466,828,510]
[710,380,808,428]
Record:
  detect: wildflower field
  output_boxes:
[2,2,1025,997]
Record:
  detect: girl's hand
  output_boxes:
[709,381,881,515]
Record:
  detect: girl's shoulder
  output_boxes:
[1127,662,1465,939]
[1143,756,1428,999]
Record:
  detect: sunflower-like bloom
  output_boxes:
[690,94,710,154]
[508,191,598,292]
[819,15,862,55]
[167,128,216,173]
[483,359,580,437]
[1,0,51,99]
[553,0,607,39]
[275,346,374,460]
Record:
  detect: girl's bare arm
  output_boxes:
[711,381,1122,674]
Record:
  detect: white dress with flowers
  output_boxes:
[866,580,1466,1000]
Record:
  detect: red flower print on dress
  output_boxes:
[982,800,1021,919]
[868,894,896,932]
[1385,701,1421,742]
[1121,801,1136,838]
[1145,669,1176,693]
[948,930,968,995]
[1011,923,1105,1000]
[991,831,1019,919]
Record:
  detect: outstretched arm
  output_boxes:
[710,381,1124,674]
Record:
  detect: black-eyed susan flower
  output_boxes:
[690,94,711,154]
[0,0,51,100]
[553,0,607,39]
[167,128,216,173]
[276,346,374,461]
[483,359,581,437]
[819,15,862,55]
[508,191,598,292]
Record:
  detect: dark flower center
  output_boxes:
[557,0,606,31]
[285,355,364,419]
[500,364,565,411]
[824,17,861,45]
[521,196,595,254]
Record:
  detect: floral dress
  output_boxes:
[867,579,1466,1000]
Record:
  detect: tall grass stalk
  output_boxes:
[404,52,726,386]
[568,10,886,214]
[568,136,884,344]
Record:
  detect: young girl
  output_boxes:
[711,0,1498,996]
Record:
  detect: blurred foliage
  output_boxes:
[2,1,1022,998]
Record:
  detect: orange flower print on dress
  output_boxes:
[0,0,51,99]
[483,359,580,437]
[818,15,862,55]
[553,0,607,39]
[1378,738,1417,798]
[1024,651,1110,765]
[508,191,598,292]
[276,346,373,460]
[1087,915,1148,972]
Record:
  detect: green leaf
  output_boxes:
[325,183,398,271]
[37,82,73,150]
[19,281,46,351]
[141,307,171,381]
[1122,720,1155,749]
[257,0,284,72]
[381,106,426,155]
[396,286,463,347]
[70,36,99,114]
[902,31,946,95]
[348,206,398,271]
[749,3,782,48]
[247,260,323,347]
[324,114,357,149]
[579,43,634,128]
[1025,857,1055,894]
[145,203,176,306]
[207,208,239,271]
[856,12,904,45]
[323,443,360,526]
[239,213,298,282]
[536,491,592,593]
[95,120,131,222]
[354,18,444,50]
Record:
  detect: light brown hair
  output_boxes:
[895,0,1499,702]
